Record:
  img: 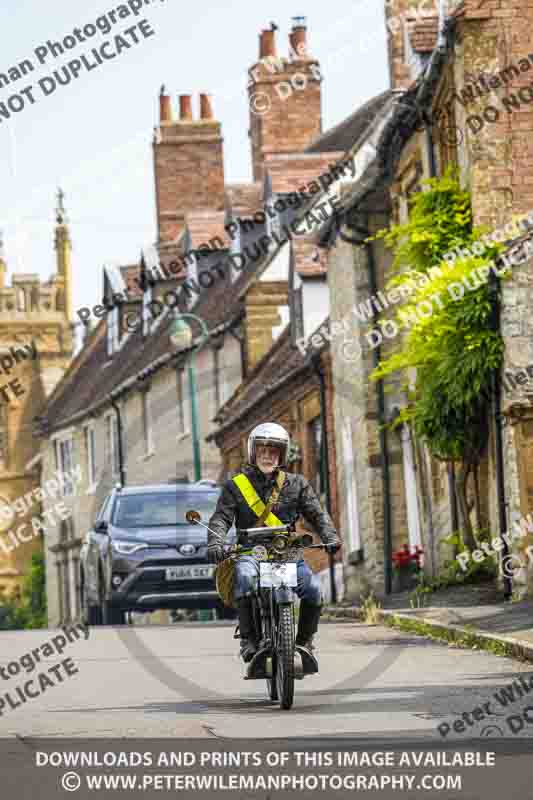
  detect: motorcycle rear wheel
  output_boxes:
[275,604,295,710]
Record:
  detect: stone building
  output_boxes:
[313,0,533,599]
[0,192,74,598]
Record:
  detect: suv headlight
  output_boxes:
[112,540,149,555]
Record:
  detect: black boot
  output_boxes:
[296,601,321,652]
[238,597,258,662]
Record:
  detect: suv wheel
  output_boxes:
[81,575,102,626]
[102,601,125,626]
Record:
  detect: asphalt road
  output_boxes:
[2,618,533,742]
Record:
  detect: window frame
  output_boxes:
[53,434,75,497]
[105,414,120,478]
[84,423,97,489]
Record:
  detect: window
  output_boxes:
[230,222,241,283]
[265,200,280,244]
[0,407,8,470]
[107,307,119,356]
[84,425,97,486]
[56,437,75,496]
[176,368,187,435]
[141,391,153,456]
[308,417,323,496]
[113,490,220,528]
[142,284,152,336]
[105,415,120,478]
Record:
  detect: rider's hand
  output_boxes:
[325,539,341,555]
[207,545,225,564]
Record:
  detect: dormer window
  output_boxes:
[187,252,199,309]
[265,198,281,245]
[142,282,152,336]
[230,221,241,283]
[107,306,119,357]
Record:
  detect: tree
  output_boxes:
[0,550,47,629]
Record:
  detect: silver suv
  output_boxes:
[79,482,235,625]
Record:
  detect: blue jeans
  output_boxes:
[233,556,322,606]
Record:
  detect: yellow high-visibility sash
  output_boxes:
[233,473,284,527]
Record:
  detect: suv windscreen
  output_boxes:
[112,491,220,528]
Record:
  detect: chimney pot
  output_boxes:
[159,91,172,123]
[259,28,276,58]
[290,18,307,57]
[199,93,214,120]
[179,94,193,121]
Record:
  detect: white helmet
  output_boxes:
[248,422,290,467]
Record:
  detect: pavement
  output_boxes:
[324,582,533,661]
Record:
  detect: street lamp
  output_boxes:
[169,312,209,482]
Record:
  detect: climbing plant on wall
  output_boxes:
[369,166,507,551]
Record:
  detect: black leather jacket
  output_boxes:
[207,464,338,556]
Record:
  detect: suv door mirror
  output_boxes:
[94,519,109,534]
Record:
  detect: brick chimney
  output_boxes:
[385,0,439,90]
[159,86,172,122]
[153,91,225,244]
[248,19,322,182]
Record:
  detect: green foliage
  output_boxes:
[0,550,47,630]
[369,166,475,272]
[383,614,515,659]
[369,167,505,464]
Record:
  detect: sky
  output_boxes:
[0,0,389,333]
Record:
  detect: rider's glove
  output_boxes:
[325,539,341,555]
[207,545,225,564]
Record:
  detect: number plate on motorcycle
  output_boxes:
[165,565,214,580]
[259,561,298,588]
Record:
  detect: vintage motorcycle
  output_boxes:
[186,511,327,710]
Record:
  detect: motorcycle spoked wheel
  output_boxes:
[258,593,278,702]
[275,604,295,710]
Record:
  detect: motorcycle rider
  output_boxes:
[207,422,341,662]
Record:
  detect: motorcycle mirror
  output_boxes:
[185,510,202,524]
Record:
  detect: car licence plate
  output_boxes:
[165,565,215,580]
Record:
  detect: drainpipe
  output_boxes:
[336,215,393,595]
[488,270,512,599]
[109,394,126,487]
[310,353,337,605]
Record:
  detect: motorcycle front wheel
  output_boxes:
[275,604,295,710]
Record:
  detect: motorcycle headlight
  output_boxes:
[272,536,288,554]
[112,540,149,555]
